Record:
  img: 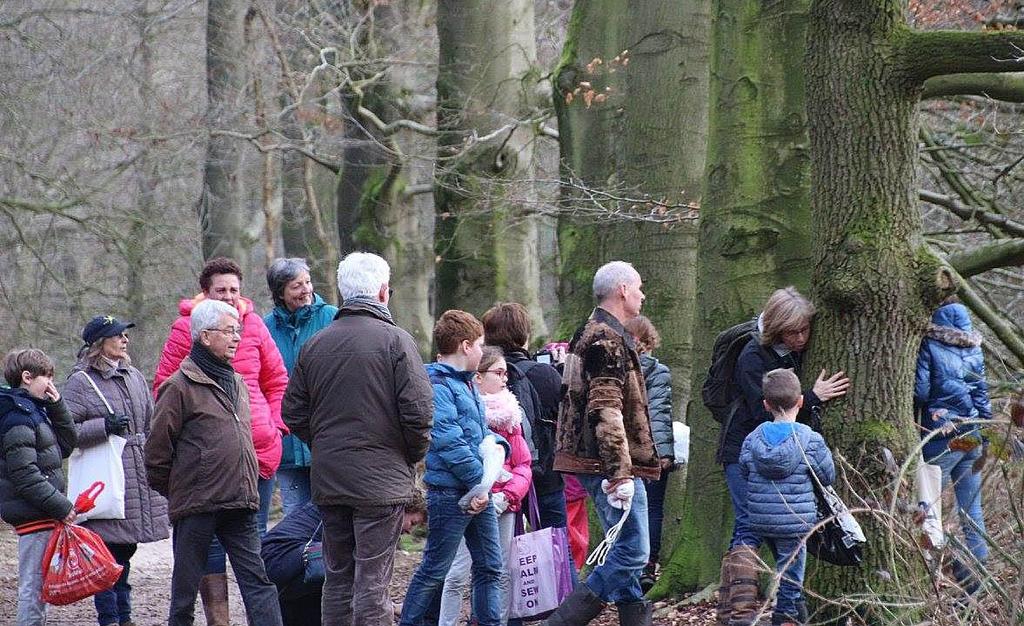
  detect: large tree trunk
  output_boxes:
[434,0,547,337]
[553,0,709,592]
[804,1,1024,621]
[658,0,814,592]
[198,0,257,265]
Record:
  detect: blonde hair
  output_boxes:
[79,338,131,369]
[760,287,815,347]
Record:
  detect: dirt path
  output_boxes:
[0,523,715,625]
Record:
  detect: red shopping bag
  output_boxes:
[40,521,123,605]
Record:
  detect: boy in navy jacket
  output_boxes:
[739,369,835,626]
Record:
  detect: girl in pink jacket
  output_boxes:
[439,346,532,626]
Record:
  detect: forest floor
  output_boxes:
[0,521,717,625]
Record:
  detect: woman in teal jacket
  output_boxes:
[265,258,338,515]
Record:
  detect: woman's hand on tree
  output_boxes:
[813,369,850,402]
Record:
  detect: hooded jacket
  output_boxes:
[153,294,289,479]
[63,359,170,544]
[554,307,660,481]
[282,300,434,507]
[0,388,77,527]
[145,357,260,521]
[739,421,835,538]
[482,388,533,512]
[915,302,992,460]
[423,363,509,490]
[265,293,338,470]
[640,354,674,459]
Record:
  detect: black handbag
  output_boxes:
[797,437,866,567]
[301,522,325,584]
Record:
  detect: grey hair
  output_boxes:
[336,252,390,301]
[266,257,311,307]
[190,299,239,341]
[592,261,640,302]
[80,339,132,368]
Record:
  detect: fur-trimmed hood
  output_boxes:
[925,324,981,349]
[482,388,523,433]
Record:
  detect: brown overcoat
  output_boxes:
[145,357,259,522]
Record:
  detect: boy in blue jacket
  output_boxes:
[739,369,835,626]
[400,310,509,626]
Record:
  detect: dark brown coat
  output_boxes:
[282,301,433,508]
[63,359,170,543]
[554,307,659,481]
[144,357,259,522]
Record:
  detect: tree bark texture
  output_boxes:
[198,0,257,265]
[434,0,548,338]
[553,0,709,593]
[659,0,813,592]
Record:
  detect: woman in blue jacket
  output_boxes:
[915,298,991,583]
[265,258,339,515]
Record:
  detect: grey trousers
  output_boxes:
[320,503,405,626]
[18,530,50,626]
[168,509,282,626]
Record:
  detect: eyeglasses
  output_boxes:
[207,326,241,337]
[479,368,508,379]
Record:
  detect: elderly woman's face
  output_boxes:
[283,271,313,312]
[101,332,129,361]
[782,323,811,353]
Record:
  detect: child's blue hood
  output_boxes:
[748,422,812,479]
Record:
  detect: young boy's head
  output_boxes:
[3,349,55,398]
[762,368,803,418]
[433,310,484,370]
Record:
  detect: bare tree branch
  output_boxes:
[919,188,1024,237]
[948,239,1024,277]
[922,72,1024,101]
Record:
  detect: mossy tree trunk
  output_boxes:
[198,0,258,265]
[657,0,814,593]
[553,0,710,593]
[434,0,548,337]
[804,1,1024,621]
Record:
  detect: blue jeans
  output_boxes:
[724,462,761,549]
[644,468,670,562]
[206,475,276,574]
[17,530,49,626]
[277,467,312,517]
[400,486,505,626]
[577,475,649,604]
[765,536,806,620]
[925,446,989,562]
[94,542,137,625]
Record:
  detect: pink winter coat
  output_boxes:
[483,389,533,512]
[153,295,289,479]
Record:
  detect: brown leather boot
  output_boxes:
[727,546,763,626]
[198,573,230,626]
[717,551,733,625]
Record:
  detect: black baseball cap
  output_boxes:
[81,316,136,345]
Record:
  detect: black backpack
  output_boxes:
[701,317,759,423]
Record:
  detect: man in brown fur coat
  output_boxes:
[546,261,659,626]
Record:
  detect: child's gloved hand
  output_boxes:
[600,478,634,510]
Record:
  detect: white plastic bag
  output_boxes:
[672,422,690,465]
[916,460,944,549]
[67,436,127,521]
[458,435,505,511]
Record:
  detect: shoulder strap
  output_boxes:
[793,428,825,492]
[74,370,114,415]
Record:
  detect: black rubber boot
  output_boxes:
[543,584,605,626]
[617,600,654,626]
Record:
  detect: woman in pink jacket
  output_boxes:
[153,256,288,626]
[439,346,532,626]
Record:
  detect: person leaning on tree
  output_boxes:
[716,287,849,626]
[544,260,659,626]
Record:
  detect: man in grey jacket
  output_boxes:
[283,252,433,626]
